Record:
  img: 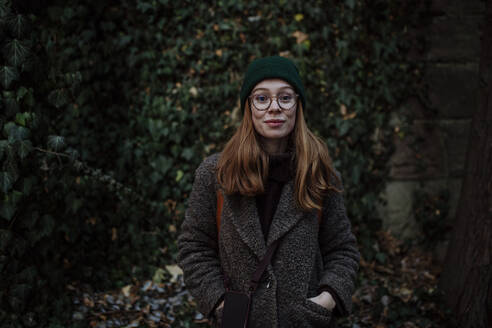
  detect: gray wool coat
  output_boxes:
[177,153,360,328]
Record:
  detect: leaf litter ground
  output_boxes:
[68,230,451,328]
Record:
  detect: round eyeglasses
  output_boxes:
[248,92,299,111]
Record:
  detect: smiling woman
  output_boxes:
[177,56,360,328]
[249,79,298,153]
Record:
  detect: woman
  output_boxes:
[177,56,360,328]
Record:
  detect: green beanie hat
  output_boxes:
[240,56,306,112]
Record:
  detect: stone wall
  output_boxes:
[377,0,485,260]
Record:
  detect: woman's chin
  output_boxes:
[262,133,289,140]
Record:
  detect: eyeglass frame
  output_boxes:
[248,92,299,111]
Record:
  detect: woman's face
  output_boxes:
[250,78,297,143]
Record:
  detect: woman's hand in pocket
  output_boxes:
[214,300,224,326]
[307,291,336,311]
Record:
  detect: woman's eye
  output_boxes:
[255,95,269,102]
[279,94,293,102]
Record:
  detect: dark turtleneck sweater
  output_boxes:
[255,152,294,241]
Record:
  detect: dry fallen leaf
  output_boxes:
[87,217,97,225]
[83,296,94,308]
[153,268,167,285]
[189,86,198,97]
[279,50,291,57]
[165,264,183,283]
[340,103,347,116]
[121,285,132,297]
[398,287,413,302]
[291,31,308,44]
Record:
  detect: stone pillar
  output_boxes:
[377,0,484,260]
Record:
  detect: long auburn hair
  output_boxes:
[217,100,342,211]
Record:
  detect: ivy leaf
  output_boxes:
[0,139,8,160]
[16,86,28,101]
[175,170,184,182]
[351,164,361,185]
[0,65,19,89]
[0,229,13,251]
[345,0,355,9]
[0,0,10,17]
[15,112,26,126]
[21,176,36,195]
[338,120,350,136]
[0,203,15,221]
[0,171,13,192]
[65,148,79,161]
[11,190,23,204]
[17,139,32,159]
[18,266,38,283]
[181,148,194,161]
[17,208,38,228]
[3,39,29,66]
[9,283,31,309]
[47,135,65,151]
[4,122,29,141]
[5,164,19,189]
[375,252,387,264]
[136,2,153,13]
[4,96,19,115]
[47,88,68,108]
[6,14,29,38]
[39,215,55,238]
[3,122,16,137]
[14,112,34,127]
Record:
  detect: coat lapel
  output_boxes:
[265,179,304,247]
[225,179,305,260]
[227,193,267,260]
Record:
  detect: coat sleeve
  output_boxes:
[177,155,226,319]
[317,169,360,317]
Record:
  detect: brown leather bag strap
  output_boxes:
[249,238,281,292]
[216,190,224,236]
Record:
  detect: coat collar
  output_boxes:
[226,179,304,260]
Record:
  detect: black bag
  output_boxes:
[221,290,251,327]
[220,238,281,328]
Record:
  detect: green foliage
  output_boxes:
[0,0,424,326]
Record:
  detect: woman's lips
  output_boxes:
[265,120,285,128]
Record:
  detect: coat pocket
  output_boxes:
[287,299,333,328]
[301,298,333,327]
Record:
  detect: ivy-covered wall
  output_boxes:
[0,0,424,326]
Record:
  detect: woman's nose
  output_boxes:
[268,98,281,111]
